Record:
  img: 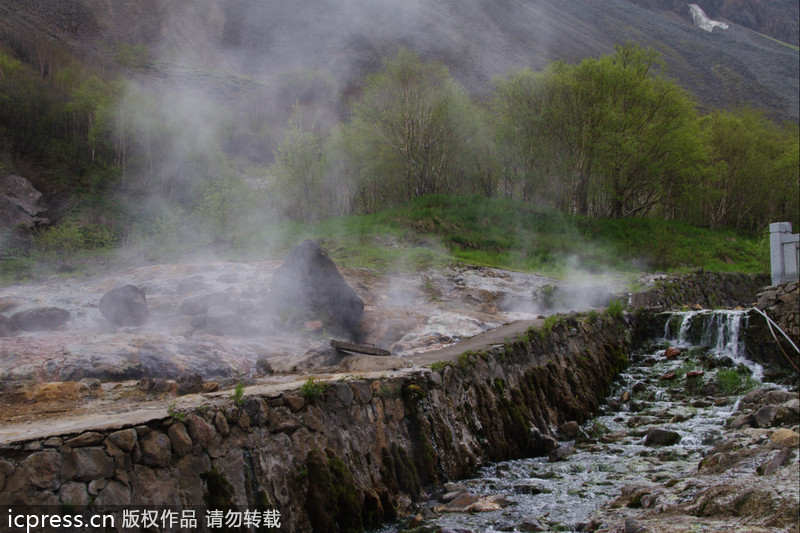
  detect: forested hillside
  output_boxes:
[0,0,797,280]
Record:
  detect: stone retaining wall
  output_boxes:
[756,281,799,343]
[0,314,631,532]
[629,271,769,310]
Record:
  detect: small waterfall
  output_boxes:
[666,309,763,380]
[677,310,699,345]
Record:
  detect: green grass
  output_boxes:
[230,195,767,276]
[300,377,328,400]
[0,194,768,285]
[282,195,767,275]
[716,368,759,395]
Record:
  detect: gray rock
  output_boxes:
[59,481,89,506]
[625,518,648,533]
[548,442,575,462]
[100,285,148,326]
[214,410,230,436]
[94,479,132,506]
[21,451,62,490]
[107,428,138,452]
[753,405,779,428]
[0,460,13,492]
[185,414,215,448]
[87,479,108,496]
[168,422,193,456]
[269,240,364,340]
[139,431,172,467]
[0,175,48,230]
[558,421,580,439]
[644,428,681,446]
[64,432,105,447]
[62,447,114,481]
[334,382,354,406]
[10,307,70,331]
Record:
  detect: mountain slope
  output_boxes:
[0,0,797,121]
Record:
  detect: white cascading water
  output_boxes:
[667,309,763,380]
[688,4,730,32]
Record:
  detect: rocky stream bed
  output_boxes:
[380,311,799,533]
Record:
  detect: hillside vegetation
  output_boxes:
[1,194,769,284]
[0,38,794,283]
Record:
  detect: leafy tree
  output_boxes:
[689,109,799,231]
[271,108,329,221]
[341,49,482,212]
[494,44,706,218]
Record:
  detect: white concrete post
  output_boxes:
[770,222,800,285]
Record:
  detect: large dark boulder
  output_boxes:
[99,285,148,326]
[269,240,364,340]
[10,307,70,331]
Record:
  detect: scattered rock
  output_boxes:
[176,373,204,395]
[664,347,681,359]
[753,405,779,428]
[624,518,648,533]
[99,285,148,326]
[644,428,681,446]
[255,357,274,376]
[137,377,177,395]
[757,448,792,476]
[548,442,575,462]
[10,307,70,331]
[770,428,800,447]
[659,372,677,381]
[558,421,580,439]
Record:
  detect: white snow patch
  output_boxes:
[689,4,729,32]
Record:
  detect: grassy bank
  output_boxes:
[238,195,769,275]
[0,195,768,285]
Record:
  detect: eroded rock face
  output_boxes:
[269,240,364,340]
[99,285,148,327]
[0,175,48,231]
[10,307,70,331]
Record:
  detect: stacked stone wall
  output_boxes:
[630,272,769,310]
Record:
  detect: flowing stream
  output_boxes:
[385,310,770,532]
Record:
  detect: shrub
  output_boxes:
[300,378,327,400]
[606,299,625,319]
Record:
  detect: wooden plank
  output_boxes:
[330,340,391,356]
